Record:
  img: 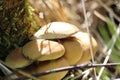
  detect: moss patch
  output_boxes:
[0,0,38,59]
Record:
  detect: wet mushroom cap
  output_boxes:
[23,39,65,61]
[72,32,98,64]
[21,57,69,80]
[34,22,79,39]
[5,47,30,69]
[62,38,83,65]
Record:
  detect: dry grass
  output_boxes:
[1,0,120,80]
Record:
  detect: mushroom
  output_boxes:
[5,47,30,69]
[22,57,69,80]
[22,39,65,61]
[72,32,98,64]
[61,38,83,65]
[34,22,79,39]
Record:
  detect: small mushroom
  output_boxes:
[72,32,98,64]
[62,38,83,65]
[22,57,69,80]
[5,47,30,69]
[23,39,65,61]
[34,22,79,39]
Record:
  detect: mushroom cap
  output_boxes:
[34,22,79,39]
[5,47,30,69]
[22,58,69,80]
[23,39,65,61]
[37,58,69,80]
[72,32,98,64]
[62,38,83,65]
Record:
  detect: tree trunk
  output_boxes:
[0,0,37,59]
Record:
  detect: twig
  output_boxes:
[13,63,120,80]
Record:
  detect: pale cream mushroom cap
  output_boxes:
[5,47,30,69]
[72,32,98,64]
[34,22,79,39]
[62,38,83,65]
[23,39,65,61]
[22,57,69,80]
[38,40,65,61]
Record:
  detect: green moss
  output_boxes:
[0,0,38,59]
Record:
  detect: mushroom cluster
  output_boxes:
[5,22,98,80]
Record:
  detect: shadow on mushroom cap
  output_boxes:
[23,39,65,61]
[5,47,31,69]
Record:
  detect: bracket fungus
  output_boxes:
[22,58,69,80]
[23,39,65,61]
[72,32,98,64]
[62,38,83,65]
[5,47,30,69]
[34,22,79,39]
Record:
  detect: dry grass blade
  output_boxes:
[97,24,120,80]
[94,10,107,22]
[81,0,97,79]
[71,68,93,80]
[95,0,120,22]
[41,0,67,21]
[0,60,39,80]
[94,9,120,79]
[29,0,70,26]
[0,63,18,80]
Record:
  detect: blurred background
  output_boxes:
[29,0,120,79]
[0,0,120,80]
